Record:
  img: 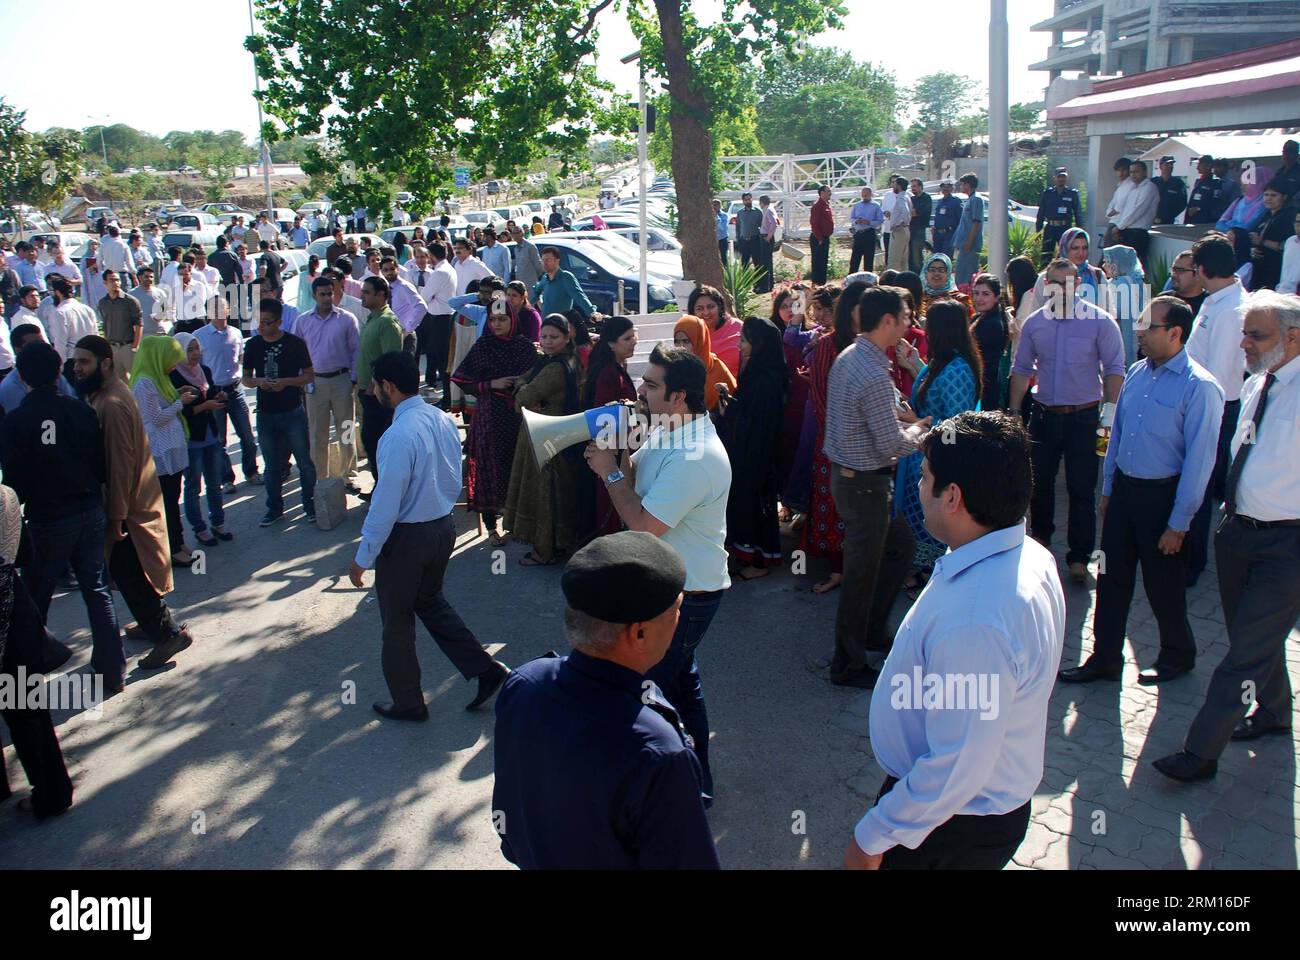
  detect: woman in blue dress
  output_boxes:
[893,299,983,580]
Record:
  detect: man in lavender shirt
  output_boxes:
[378,257,425,354]
[1009,257,1126,583]
[294,276,362,491]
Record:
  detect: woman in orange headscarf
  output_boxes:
[673,314,736,413]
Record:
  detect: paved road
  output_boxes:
[1,458,1295,869]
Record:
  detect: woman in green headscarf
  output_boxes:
[920,253,974,319]
[131,336,200,568]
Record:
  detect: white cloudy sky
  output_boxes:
[0,0,1056,138]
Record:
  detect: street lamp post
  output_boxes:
[248,0,275,220]
[989,0,1010,279]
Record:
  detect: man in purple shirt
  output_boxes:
[294,276,362,491]
[1009,258,1126,583]
[378,257,425,354]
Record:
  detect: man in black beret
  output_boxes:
[491,531,720,870]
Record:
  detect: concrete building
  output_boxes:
[1032,0,1300,82]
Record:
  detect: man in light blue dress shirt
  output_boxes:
[713,199,729,263]
[478,227,513,281]
[349,350,509,722]
[848,188,883,274]
[1060,297,1223,687]
[845,412,1064,870]
[952,174,984,288]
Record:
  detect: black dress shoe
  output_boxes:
[1058,662,1121,684]
[466,660,510,710]
[1138,663,1193,685]
[831,665,879,689]
[1153,751,1217,782]
[345,482,363,496]
[1232,714,1292,741]
[373,701,429,722]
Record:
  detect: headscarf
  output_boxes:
[172,332,207,390]
[737,316,789,399]
[1057,227,1091,262]
[130,335,188,438]
[674,314,734,412]
[452,306,538,392]
[921,253,958,295]
[1102,244,1143,281]
[1217,166,1274,232]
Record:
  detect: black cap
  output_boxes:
[1199,154,1214,163]
[561,531,686,625]
[1159,155,1175,166]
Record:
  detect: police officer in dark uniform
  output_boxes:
[1035,167,1082,264]
[1186,155,1226,226]
[931,181,963,260]
[491,531,720,870]
[1154,156,1189,225]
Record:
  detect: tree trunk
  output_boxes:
[654,0,725,297]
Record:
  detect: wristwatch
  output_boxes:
[603,470,625,487]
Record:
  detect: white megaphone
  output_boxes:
[523,402,634,469]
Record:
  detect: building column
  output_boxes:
[1087,132,1127,243]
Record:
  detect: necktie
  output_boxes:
[1224,372,1276,517]
[418,269,426,287]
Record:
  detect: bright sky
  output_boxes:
[0,0,1055,140]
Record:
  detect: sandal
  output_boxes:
[172,552,195,568]
[812,573,842,595]
[519,552,559,567]
[213,527,234,542]
[196,532,218,547]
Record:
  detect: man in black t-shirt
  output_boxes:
[242,297,317,527]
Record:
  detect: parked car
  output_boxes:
[395,191,414,205]
[200,202,241,215]
[169,211,223,232]
[161,228,224,255]
[549,230,683,280]
[462,210,507,234]
[296,200,333,221]
[178,164,198,175]
[251,249,309,305]
[485,180,507,195]
[420,215,471,241]
[533,236,676,314]
[0,211,61,238]
[83,206,117,229]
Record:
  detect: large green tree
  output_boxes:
[0,100,84,226]
[250,0,845,295]
[909,72,978,133]
[755,47,898,154]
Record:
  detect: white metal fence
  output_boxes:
[718,149,877,239]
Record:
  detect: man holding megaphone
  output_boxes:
[580,345,732,801]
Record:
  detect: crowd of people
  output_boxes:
[0,155,1297,871]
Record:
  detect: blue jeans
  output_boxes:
[645,590,723,798]
[24,502,124,681]
[184,442,226,533]
[216,382,259,482]
[256,405,316,515]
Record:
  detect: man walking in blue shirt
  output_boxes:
[713,199,729,263]
[1059,296,1224,686]
[349,350,509,721]
[844,412,1064,870]
[952,174,984,288]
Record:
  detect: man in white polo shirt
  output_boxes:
[584,344,731,801]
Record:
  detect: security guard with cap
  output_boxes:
[491,530,720,870]
[1154,156,1189,225]
[1036,167,1083,263]
[931,181,964,260]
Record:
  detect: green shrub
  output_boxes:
[1009,156,1047,206]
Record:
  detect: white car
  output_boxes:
[420,215,471,241]
[31,231,96,261]
[250,249,309,305]
[306,233,388,263]
[544,230,682,280]
[462,210,507,234]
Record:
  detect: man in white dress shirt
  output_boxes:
[1183,234,1248,586]
[844,412,1065,870]
[884,176,913,273]
[1113,160,1160,270]
[98,224,137,288]
[1104,157,1136,247]
[1155,290,1300,782]
[348,350,509,721]
[410,241,458,403]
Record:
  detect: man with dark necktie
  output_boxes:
[1155,290,1300,782]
